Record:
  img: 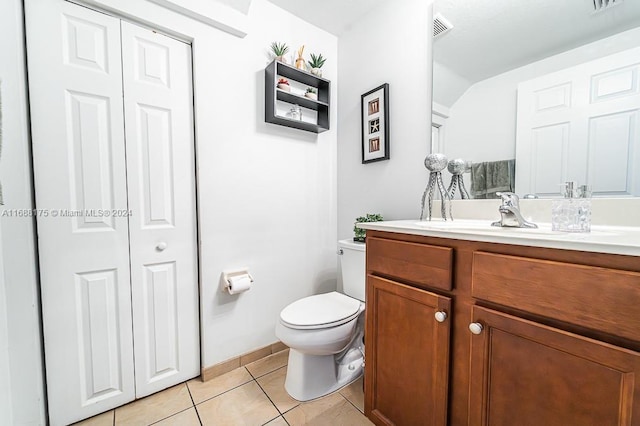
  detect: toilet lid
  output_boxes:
[280,292,362,329]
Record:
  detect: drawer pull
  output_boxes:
[469,322,484,335]
[434,311,448,323]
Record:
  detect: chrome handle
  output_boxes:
[469,322,483,335]
[156,242,168,251]
[337,249,344,255]
[496,191,519,207]
[434,311,447,323]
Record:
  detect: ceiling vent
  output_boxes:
[433,13,453,39]
[592,0,623,13]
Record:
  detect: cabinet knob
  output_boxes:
[156,242,168,251]
[434,311,447,323]
[469,322,484,335]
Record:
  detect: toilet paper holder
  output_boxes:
[221,268,254,293]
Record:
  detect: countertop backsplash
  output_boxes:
[429,198,640,228]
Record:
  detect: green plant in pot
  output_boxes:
[308,53,326,77]
[353,213,383,243]
[304,87,317,100]
[270,41,289,63]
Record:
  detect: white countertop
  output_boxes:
[357,219,640,257]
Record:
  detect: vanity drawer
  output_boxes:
[367,237,453,291]
[472,251,640,342]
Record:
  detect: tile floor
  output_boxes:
[75,349,373,426]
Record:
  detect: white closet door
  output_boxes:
[25,1,135,424]
[120,22,200,397]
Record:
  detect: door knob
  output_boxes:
[469,322,484,335]
[434,311,447,323]
[156,242,168,251]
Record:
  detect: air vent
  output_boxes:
[592,0,622,12]
[433,13,453,38]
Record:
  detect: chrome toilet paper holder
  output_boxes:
[221,267,254,293]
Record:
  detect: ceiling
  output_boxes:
[434,0,640,84]
[267,0,388,35]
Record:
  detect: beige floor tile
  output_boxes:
[197,381,279,425]
[153,407,200,426]
[73,410,114,425]
[115,383,193,425]
[245,349,289,378]
[339,376,364,413]
[284,392,373,426]
[264,416,288,426]
[188,367,253,404]
[256,366,299,414]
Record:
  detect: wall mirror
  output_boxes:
[432,0,640,199]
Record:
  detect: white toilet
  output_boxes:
[275,239,366,401]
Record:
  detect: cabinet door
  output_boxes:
[468,306,640,426]
[365,275,451,426]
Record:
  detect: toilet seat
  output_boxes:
[280,291,362,330]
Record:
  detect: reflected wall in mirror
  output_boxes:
[432,0,640,199]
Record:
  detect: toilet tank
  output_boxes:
[338,239,366,301]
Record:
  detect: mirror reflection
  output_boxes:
[432,0,640,199]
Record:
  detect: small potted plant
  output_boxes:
[308,53,327,77]
[277,78,291,92]
[305,87,317,100]
[270,41,289,63]
[353,213,383,243]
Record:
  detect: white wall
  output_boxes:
[0,226,11,426]
[337,0,434,239]
[67,0,338,368]
[196,0,338,365]
[442,26,640,167]
[0,0,47,424]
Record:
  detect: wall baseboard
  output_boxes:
[200,341,289,382]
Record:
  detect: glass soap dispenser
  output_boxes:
[551,181,591,233]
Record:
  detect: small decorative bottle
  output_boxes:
[287,104,302,121]
[551,182,591,233]
[295,45,306,70]
[576,184,592,233]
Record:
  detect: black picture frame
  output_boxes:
[361,83,390,164]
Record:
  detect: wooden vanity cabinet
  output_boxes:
[364,230,640,426]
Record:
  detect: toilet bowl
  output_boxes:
[275,239,366,401]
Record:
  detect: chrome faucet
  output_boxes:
[491,192,538,228]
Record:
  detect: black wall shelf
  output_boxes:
[265,60,330,133]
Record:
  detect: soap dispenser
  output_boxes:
[551,181,591,233]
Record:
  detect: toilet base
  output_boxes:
[283,326,364,402]
[284,348,364,402]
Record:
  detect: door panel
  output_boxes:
[141,261,179,382]
[468,306,640,426]
[75,269,124,403]
[25,1,135,424]
[120,21,200,397]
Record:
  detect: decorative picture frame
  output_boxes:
[361,83,389,164]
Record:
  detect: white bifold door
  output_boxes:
[25,1,199,424]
